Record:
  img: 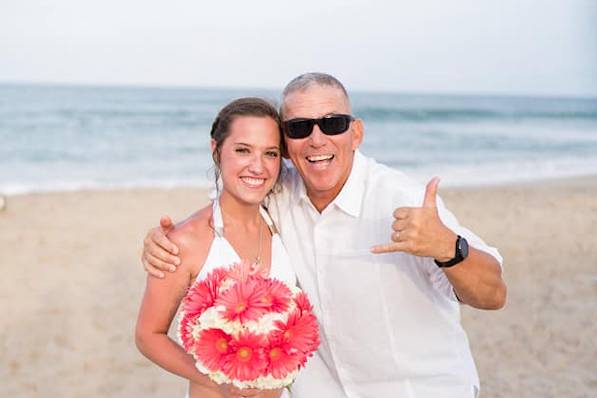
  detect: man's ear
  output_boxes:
[281,136,290,159]
[351,119,365,150]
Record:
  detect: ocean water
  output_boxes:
[1,84,597,195]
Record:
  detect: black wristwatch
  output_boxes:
[434,235,469,268]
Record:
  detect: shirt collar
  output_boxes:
[332,149,366,217]
[292,150,366,218]
[293,174,309,206]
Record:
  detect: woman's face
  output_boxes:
[215,116,281,206]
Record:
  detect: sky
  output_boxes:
[1,0,596,97]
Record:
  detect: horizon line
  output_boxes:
[1,79,596,101]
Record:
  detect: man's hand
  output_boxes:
[370,177,457,261]
[141,216,181,278]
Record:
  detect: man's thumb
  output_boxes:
[423,177,440,208]
[160,215,174,231]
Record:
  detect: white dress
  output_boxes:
[179,199,296,398]
[195,199,297,285]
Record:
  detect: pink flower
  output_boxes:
[178,261,321,386]
[194,328,232,372]
[183,267,228,318]
[179,312,199,351]
[259,279,292,313]
[272,310,320,358]
[266,337,301,379]
[222,331,267,381]
[227,259,262,283]
[215,277,270,323]
[293,291,314,315]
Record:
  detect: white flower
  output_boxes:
[218,277,236,293]
[196,306,240,336]
[229,371,299,389]
[195,361,231,385]
[244,311,287,335]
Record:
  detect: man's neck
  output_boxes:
[306,183,344,213]
[309,195,334,213]
[305,153,358,213]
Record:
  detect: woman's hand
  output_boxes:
[217,384,262,398]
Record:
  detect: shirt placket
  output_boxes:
[312,208,353,398]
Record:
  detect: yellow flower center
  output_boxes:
[237,347,252,362]
[269,347,281,360]
[235,302,247,313]
[215,338,228,353]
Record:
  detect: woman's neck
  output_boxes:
[218,192,262,228]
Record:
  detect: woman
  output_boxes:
[135,98,296,398]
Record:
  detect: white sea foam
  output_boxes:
[4,156,597,196]
[406,156,597,187]
[0,177,211,196]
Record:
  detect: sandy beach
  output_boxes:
[1,177,596,398]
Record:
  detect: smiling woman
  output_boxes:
[210,100,281,177]
[135,97,297,398]
[209,98,284,203]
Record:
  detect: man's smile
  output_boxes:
[305,154,335,171]
[306,154,334,163]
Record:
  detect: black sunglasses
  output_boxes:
[283,114,354,139]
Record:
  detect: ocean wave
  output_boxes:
[0,178,211,196]
[355,107,597,122]
[3,156,597,196]
[2,84,597,195]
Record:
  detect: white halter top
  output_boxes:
[193,199,296,286]
[178,201,295,398]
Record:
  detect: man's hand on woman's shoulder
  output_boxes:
[141,216,182,278]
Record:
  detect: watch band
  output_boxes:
[434,235,468,268]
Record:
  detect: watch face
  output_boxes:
[458,237,469,259]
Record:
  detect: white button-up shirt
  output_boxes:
[266,150,502,398]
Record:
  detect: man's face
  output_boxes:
[282,85,363,210]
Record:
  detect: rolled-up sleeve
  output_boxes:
[436,195,503,266]
[427,196,503,301]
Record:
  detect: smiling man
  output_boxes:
[281,82,362,212]
[142,73,506,398]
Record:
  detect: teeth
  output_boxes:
[307,154,333,162]
[241,177,265,187]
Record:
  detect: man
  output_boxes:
[142,73,506,398]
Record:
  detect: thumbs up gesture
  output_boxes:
[370,177,457,261]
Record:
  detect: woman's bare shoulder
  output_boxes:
[168,204,214,274]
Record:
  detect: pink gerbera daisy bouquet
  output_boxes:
[177,260,320,390]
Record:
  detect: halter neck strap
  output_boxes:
[211,200,225,237]
[211,199,277,237]
[259,205,278,235]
